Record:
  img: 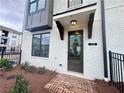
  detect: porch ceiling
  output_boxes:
[54,4,96,40]
[55,10,95,28]
[53,4,96,29]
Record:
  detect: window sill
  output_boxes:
[31,56,49,60]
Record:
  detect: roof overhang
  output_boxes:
[53,3,96,19]
[54,3,97,40]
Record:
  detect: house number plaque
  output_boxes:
[88,43,97,46]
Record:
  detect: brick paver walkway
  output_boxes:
[45,74,96,93]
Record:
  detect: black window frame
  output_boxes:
[29,0,46,14]
[68,0,83,8]
[32,32,50,58]
[29,0,37,14]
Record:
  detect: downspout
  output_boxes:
[101,0,108,78]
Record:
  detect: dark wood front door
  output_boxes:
[68,31,83,73]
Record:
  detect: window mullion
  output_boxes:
[40,34,42,57]
[32,35,34,56]
[36,0,38,11]
[81,0,83,4]
[30,0,36,4]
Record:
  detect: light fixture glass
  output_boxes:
[70,20,77,26]
[75,32,79,35]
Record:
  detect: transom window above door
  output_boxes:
[29,0,46,14]
[68,0,83,8]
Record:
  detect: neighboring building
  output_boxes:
[21,0,124,80]
[0,25,22,52]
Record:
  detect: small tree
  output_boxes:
[10,75,29,93]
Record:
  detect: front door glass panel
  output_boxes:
[68,31,83,73]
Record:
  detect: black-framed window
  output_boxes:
[29,0,46,14]
[32,33,50,57]
[38,0,46,10]
[68,0,83,8]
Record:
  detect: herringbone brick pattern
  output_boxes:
[45,74,95,93]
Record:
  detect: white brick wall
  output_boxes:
[21,0,124,80]
[21,0,105,80]
[104,0,124,9]
[104,1,124,80]
[105,2,124,54]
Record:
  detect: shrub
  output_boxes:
[9,75,29,93]
[25,66,36,73]
[20,61,30,70]
[37,66,45,74]
[0,58,12,70]
[20,62,36,72]
[20,62,46,74]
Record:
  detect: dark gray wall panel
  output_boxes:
[32,12,41,26]
[27,15,32,26]
[40,11,48,26]
[25,0,53,32]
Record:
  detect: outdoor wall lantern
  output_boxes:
[71,20,77,26]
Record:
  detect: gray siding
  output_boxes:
[25,0,54,32]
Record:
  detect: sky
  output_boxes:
[0,0,25,32]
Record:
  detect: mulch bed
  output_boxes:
[93,80,119,93]
[0,67,56,93]
[0,67,119,93]
[45,74,119,93]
